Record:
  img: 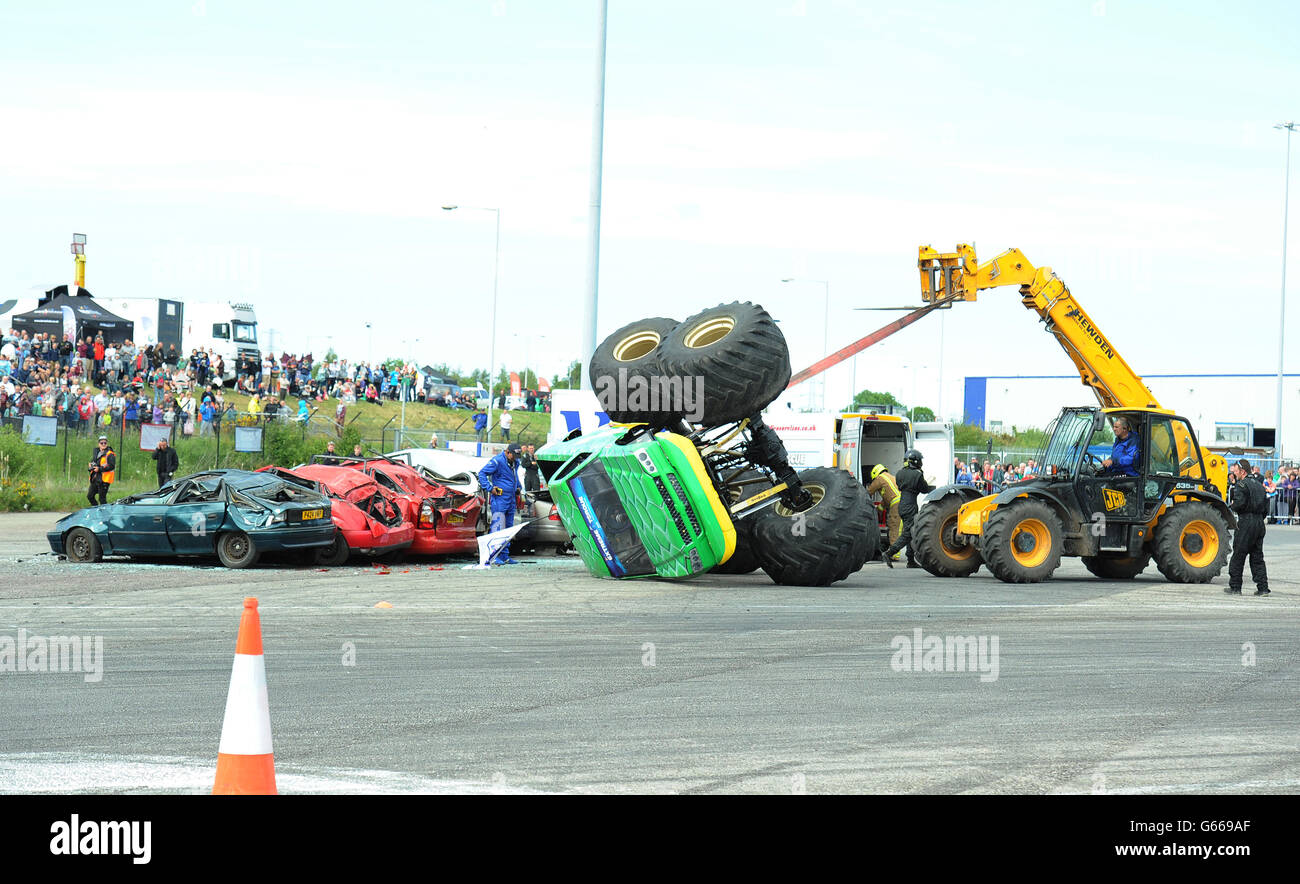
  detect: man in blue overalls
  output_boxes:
[478,442,522,564]
[1102,416,1140,477]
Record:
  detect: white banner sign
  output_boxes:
[21,415,57,446]
[235,426,264,453]
[139,423,171,451]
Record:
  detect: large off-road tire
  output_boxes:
[1082,553,1150,580]
[913,493,982,577]
[655,302,790,427]
[713,519,761,575]
[982,498,1064,583]
[65,527,102,564]
[217,531,260,569]
[1152,502,1229,583]
[712,469,772,575]
[589,317,679,424]
[314,531,351,566]
[750,467,874,586]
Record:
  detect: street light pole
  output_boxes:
[443,205,501,440]
[781,278,831,410]
[1275,121,1295,464]
[902,363,928,417]
[580,0,609,391]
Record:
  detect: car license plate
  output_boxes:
[300,508,324,521]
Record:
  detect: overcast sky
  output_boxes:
[1,0,1296,421]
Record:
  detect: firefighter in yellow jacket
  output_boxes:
[865,464,901,552]
[88,435,116,506]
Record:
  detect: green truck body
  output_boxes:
[538,425,736,579]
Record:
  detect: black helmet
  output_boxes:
[905,448,923,468]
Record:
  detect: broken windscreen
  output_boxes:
[565,460,654,578]
[242,481,321,504]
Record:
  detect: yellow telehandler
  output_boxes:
[911,245,1232,584]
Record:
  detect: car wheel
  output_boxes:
[217,531,260,569]
[588,316,680,425]
[314,531,350,567]
[654,301,790,427]
[65,527,102,564]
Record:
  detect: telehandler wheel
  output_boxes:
[1082,553,1150,580]
[588,317,680,425]
[981,498,1064,583]
[1152,502,1229,583]
[655,301,790,427]
[913,493,982,577]
[751,467,874,586]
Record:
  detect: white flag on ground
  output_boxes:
[466,519,532,568]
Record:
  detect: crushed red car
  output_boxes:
[335,456,482,556]
[257,465,414,565]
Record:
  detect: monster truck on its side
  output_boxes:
[536,302,877,586]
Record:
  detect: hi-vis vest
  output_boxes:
[869,472,900,507]
[94,449,115,484]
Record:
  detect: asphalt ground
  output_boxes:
[0,512,1296,795]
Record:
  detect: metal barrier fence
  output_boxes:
[2,409,340,478]
[3,407,554,482]
[955,448,1042,467]
[382,425,549,452]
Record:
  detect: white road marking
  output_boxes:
[0,752,553,795]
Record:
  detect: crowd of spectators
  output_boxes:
[6,328,553,441]
[953,452,1300,526]
[1,328,242,434]
[954,457,1038,492]
[248,351,549,413]
[236,352,446,406]
[1261,466,1300,525]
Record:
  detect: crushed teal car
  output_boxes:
[48,470,335,569]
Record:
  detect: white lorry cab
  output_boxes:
[762,404,955,489]
[186,301,260,380]
[100,298,260,381]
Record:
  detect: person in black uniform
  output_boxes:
[521,444,540,494]
[152,438,179,488]
[1226,458,1269,596]
[883,448,933,568]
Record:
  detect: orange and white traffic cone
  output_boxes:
[213,597,277,795]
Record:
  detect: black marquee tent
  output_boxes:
[10,285,134,345]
